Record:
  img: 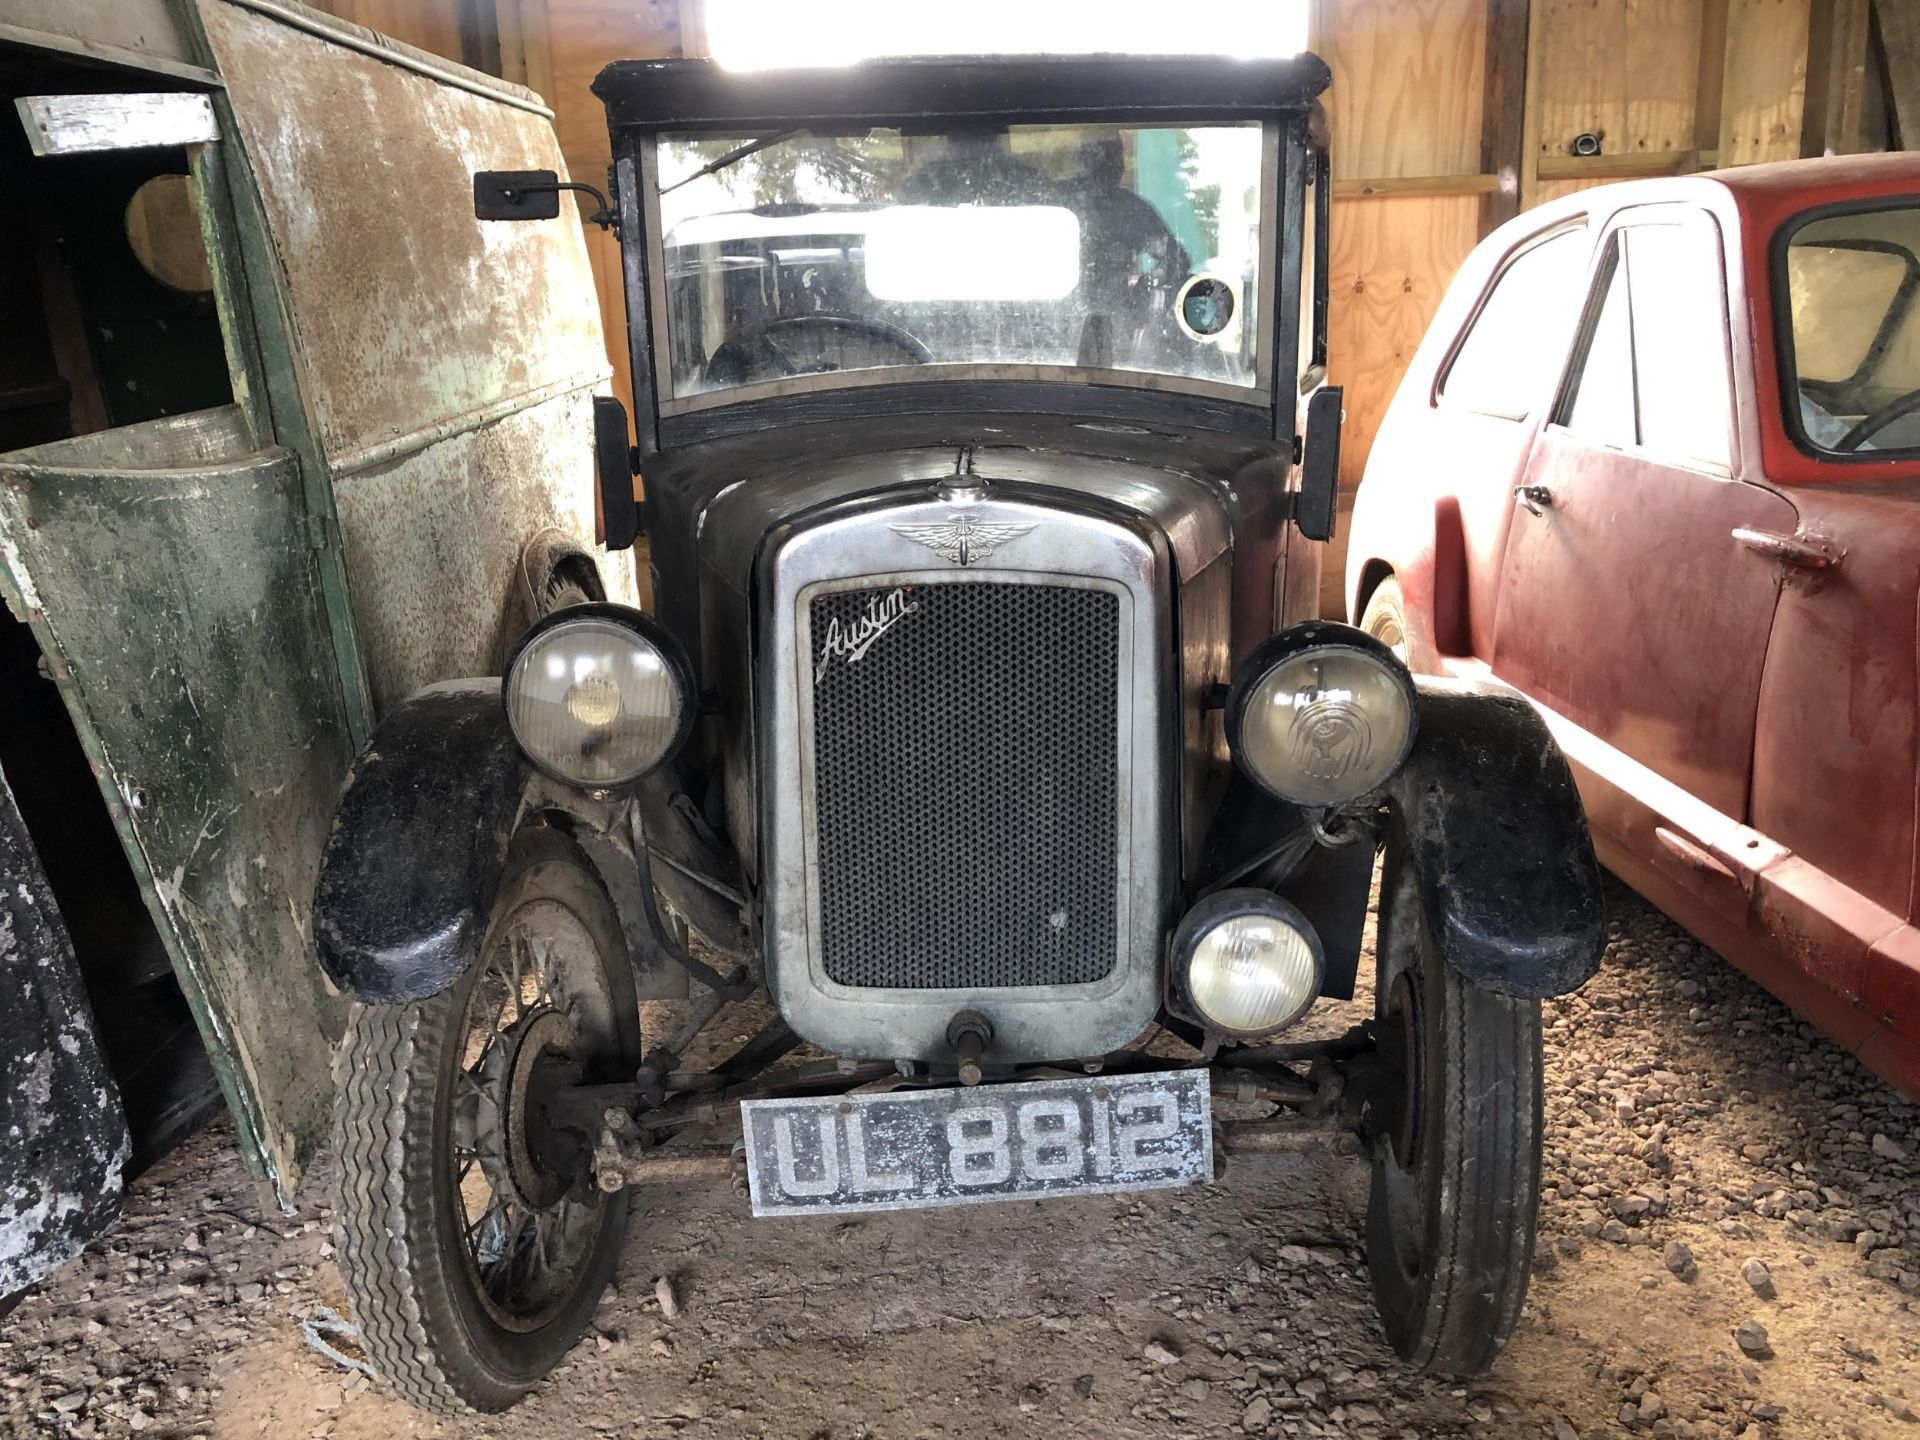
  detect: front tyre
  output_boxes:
[1363,833,1544,1374]
[333,828,641,1413]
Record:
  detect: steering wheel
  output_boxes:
[1836,387,1920,451]
[707,313,932,386]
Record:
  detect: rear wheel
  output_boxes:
[333,828,640,1413]
[1363,833,1543,1374]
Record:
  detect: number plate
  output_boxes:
[741,1071,1213,1217]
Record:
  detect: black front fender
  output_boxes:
[1385,678,1605,999]
[314,681,528,1004]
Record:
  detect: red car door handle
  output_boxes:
[1731,526,1843,572]
[1513,484,1554,516]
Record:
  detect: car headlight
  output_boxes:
[1172,890,1323,1037]
[1226,622,1417,807]
[504,604,693,788]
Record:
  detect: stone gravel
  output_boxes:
[1,878,1915,1439]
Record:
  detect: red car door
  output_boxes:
[1492,206,1796,826]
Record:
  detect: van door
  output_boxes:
[0,80,354,1201]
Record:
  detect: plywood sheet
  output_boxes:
[1324,0,1488,177]
[1322,192,1482,612]
[1535,174,1627,205]
[1532,0,1704,171]
[1720,0,1812,164]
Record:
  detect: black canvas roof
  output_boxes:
[593,53,1331,133]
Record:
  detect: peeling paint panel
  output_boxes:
[0,765,128,1297]
[198,0,632,713]
[335,387,639,711]
[0,406,352,1197]
[197,0,607,457]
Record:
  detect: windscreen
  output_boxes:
[655,123,1268,401]
[1781,203,1920,456]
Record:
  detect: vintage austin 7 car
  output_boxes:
[312,55,1607,1411]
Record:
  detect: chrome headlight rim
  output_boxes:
[1170,888,1325,1039]
[1224,620,1419,808]
[502,602,696,790]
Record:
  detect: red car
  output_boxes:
[1346,153,1920,1100]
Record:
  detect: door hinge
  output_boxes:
[305,512,340,552]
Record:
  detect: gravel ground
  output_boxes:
[3,877,1916,1440]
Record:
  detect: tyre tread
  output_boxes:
[333,999,509,1414]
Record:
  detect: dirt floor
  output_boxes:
[4,878,1918,1440]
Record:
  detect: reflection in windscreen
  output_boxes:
[655,124,1265,399]
[1784,204,1920,454]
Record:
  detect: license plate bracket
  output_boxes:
[741,1071,1213,1217]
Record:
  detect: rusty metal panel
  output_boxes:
[333,387,641,711]
[196,0,607,458]
[0,406,352,1197]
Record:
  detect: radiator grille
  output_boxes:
[808,581,1120,990]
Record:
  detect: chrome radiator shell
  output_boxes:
[760,491,1175,1061]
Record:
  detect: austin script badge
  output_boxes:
[816,587,919,681]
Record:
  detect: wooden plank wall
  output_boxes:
[297,0,1892,611]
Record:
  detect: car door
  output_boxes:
[1491,206,1796,826]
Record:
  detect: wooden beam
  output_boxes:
[492,0,526,84]
[1518,0,1547,209]
[516,0,551,100]
[1879,0,1920,149]
[1536,148,1700,179]
[14,92,218,156]
[1803,0,1873,155]
[1480,0,1531,233]
[1697,0,1731,160]
[457,0,502,76]
[1336,173,1504,199]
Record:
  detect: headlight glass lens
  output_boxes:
[1237,647,1414,806]
[506,616,684,786]
[1187,906,1321,1035]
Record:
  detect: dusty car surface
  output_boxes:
[312,54,1608,1413]
[1347,152,1920,1102]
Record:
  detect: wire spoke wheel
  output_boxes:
[449,901,612,1330]
[334,828,641,1413]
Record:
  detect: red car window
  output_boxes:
[1779,202,1920,457]
[1438,224,1587,421]
[1556,213,1732,471]
[1560,243,1636,449]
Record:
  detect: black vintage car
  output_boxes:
[313,54,1606,1413]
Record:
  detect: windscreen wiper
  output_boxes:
[660,129,801,196]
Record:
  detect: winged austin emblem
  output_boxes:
[889,514,1036,567]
